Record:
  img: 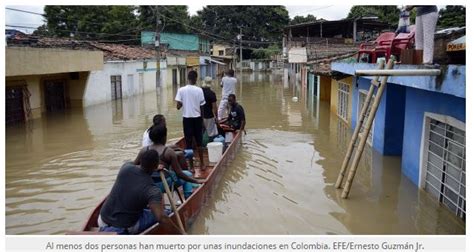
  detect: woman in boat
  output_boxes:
[134,124,205,199]
[142,114,192,172]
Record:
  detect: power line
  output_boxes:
[159,6,283,46]
[6,7,143,36]
[6,24,140,39]
[159,6,229,41]
[5,7,44,16]
[7,6,283,50]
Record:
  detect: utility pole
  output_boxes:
[232,41,236,70]
[238,27,243,97]
[239,27,243,68]
[155,6,161,88]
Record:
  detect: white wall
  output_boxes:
[83,60,163,107]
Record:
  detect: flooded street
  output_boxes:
[6,72,465,235]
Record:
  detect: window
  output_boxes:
[358,90,375,146]
[218,50,224,56]
[422,114,465,221]
[111,75,122,100]
[337,82,350,122]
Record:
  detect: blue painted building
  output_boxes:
[332,62,466,220]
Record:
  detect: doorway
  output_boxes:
[44,79,67,112]
[6,86,25,125]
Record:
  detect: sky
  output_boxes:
[5,5,353,34]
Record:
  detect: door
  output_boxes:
[172,69,178,86]
[111,75,122,100]
[6,86,25,124]
[44,80,66,112]
[127,74,134,96]
[139,73,144,94]
[179,68,186,85]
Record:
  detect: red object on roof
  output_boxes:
[374,26,416,62]
[357,32,396,63]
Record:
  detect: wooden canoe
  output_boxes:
[75,130,242,235]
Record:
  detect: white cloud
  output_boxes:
[187,5,203,16]
[286,5,353,20]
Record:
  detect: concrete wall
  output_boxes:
[330,76,352,123]
[212,44,231,57]
[401,88,465,186]
[68,72,90,107]
[6,47,103,76]
[84,61,158,107]
[352,78,406,155]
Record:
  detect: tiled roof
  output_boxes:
[8,36,158,61]
[306,44,358,75]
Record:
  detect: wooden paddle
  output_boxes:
[159,170,186,234]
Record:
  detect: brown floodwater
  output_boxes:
[5,72,465,235]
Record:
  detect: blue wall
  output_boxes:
[401,88,466,186]
[351,78,406,155]
[332,62,466,99]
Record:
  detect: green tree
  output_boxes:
[137,5,191,33]
[251,44,280,59]
[101,6,138,38]
[438,5,466,28]
[41,6,139,43]
[347,5,400,27]
[290,14,318,25]
[196,6,289,43]
[32,24,50,36]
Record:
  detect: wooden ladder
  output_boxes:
[335,59,395,199]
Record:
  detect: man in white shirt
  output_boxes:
[175,70,206,171]
[218,69,237,120]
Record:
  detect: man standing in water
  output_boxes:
[175,70,206,171]
[218,69,237,120]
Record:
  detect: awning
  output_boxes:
[208,58,226,65]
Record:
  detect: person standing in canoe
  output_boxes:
[175,70,206,171]
[217,69,237,120]
[134,124,205,199]
[98,149,183,234]
[201,76,219,140]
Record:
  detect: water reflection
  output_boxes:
[5,71,465,234]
